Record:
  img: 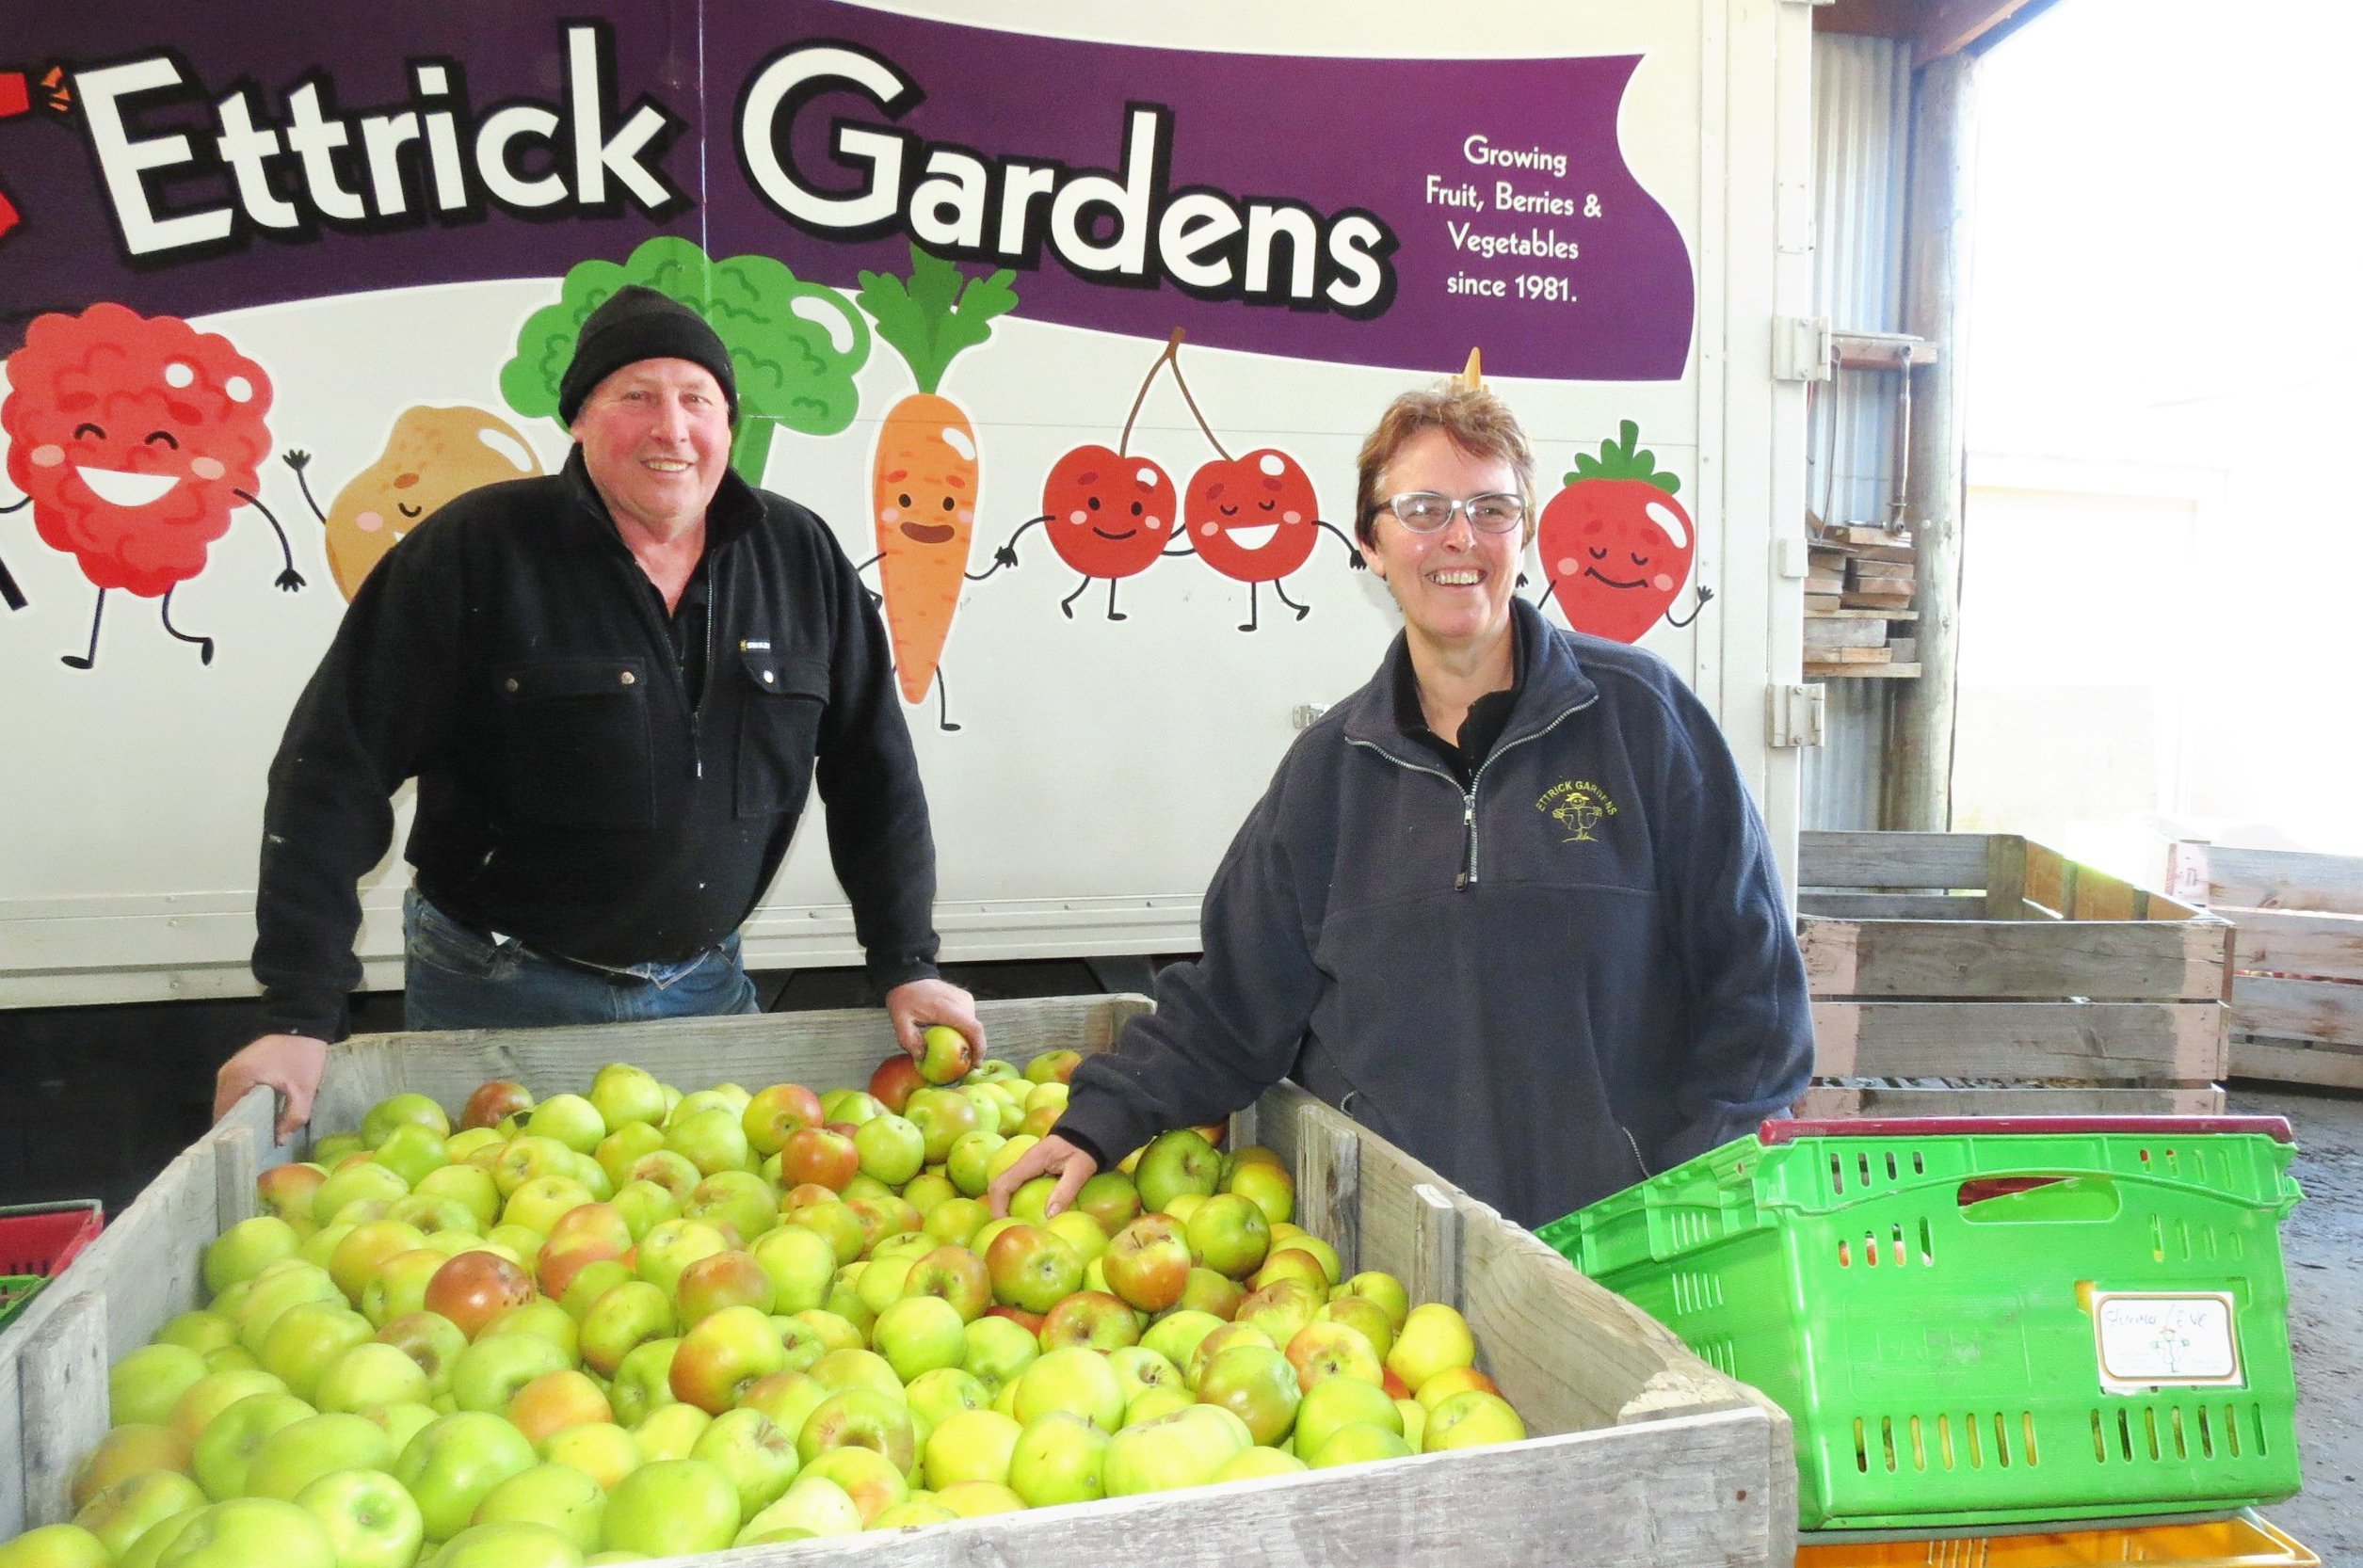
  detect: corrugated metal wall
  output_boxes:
[1803,33,1913,829]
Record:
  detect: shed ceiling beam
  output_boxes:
[1816,0,2062,66]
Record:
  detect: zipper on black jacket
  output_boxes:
[1346,693,1597,893]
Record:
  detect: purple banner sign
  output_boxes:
[0,2,1694,377]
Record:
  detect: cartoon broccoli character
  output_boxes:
[501,234,871,486]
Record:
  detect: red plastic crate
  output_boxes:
[0,1200,104,1331]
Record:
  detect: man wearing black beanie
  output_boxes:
[218,285,979,1140]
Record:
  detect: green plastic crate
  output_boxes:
[1535,1116,2305,1532]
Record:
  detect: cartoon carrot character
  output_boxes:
[853,246,1018,729]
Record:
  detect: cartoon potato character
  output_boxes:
[290,406,540,600]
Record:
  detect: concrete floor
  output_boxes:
[2227,1082,2363,1562]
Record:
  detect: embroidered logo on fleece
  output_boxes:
[1537,779,1618,842]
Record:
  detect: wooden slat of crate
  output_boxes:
[2228,907,2363,981]
[2227,1035,2363,1092]
[2189,843,2363,917]
[1798,1082,2226,1116]
[1796,892,1985,920]
[1798,831,1991,889]
[17,999,1789,1563]
[1800,917,2228,1001]
[1810,1000,2226,1081]
[2231,975,2363,1053]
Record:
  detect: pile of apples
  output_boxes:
[6,1037,1527,1568]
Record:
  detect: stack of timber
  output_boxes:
[2167,840,2363,1088]
[1795,831,2233,1115]
[1804,523,1919,679]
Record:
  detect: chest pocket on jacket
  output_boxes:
[494,660,654,830]
[736,652,828,819]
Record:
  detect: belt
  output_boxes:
[435,904,656,984]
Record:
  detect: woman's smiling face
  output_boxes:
[1358,426,1525,656]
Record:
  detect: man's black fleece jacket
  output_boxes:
[251,450,942,1041]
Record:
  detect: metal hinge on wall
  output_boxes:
[1767,682,1826,748]
[1773,316,1833,383]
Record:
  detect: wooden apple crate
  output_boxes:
[2168,840,2363,1089]
[1797,832,2235,1115]
[0,995,1796,1566]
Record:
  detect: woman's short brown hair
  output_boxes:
[1353,381,1536,549]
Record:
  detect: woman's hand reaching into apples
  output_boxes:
[987,1132,1099,1219]
[885,976,987,1077]
[214,1032,329,1144]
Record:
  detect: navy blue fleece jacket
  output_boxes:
[1056,597,1813,1229]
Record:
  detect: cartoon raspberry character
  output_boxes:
[1536,420,1712,644]
[2,303,303,666]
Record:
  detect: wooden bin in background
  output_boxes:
[1796,831,2233,1115]
[0,996,1795,1567]
[2169,840,2363,1089]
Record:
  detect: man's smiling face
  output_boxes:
[571,357,731,539]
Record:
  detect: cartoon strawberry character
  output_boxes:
[1537,420,1712,644]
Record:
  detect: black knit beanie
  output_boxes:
[557,284,738,425]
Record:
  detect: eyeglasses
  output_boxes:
[1378,491,1527,535]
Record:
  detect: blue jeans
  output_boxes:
[402,890,761,1031]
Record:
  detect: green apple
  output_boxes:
[1133,1129,1221,1213]
[1184,1192,1271,1280]
[522,1095,606,1155]
[1122,1385,1197,1427]
[72,1470,208,1560]
[663,1106,754,1178]
[1294,1373,1404,1460]
[590,1127,665,1195]
[0,1526,110,1568]
[1010,1346,1123,1433]
[1423,1388,1528,1451]
[157,1498,336,1568]
[683,1172,774,1247]
[1195,1343,1300,1445]
[428,1522,579,1568]
[900,1367,989,1449]
[471,1463,607,1553]
[155,1311,240,1358]
[413,1167,501,1231]
[958,1316,1038,1400]
[607,1180,679,1241]
[260,1302,375,1402]
[1101,1403,1249,1495]
[629,1402,711,1464]
[449,1333,570,1415]
[733,1476,859,1543]
[607,1339,681,1428]
[850,1113,925,1188]
[362,1094,451,1148]
[235,1262,345,1355]
[376,1311,467,1399]
[112,1344,212,1429]
[538,1423,640,1493]
[578,1283,674,1379]
[1386,1302,1477,1395]
[736,1373,829,1452]
[867,1499,957,1529]
[167,1368,289,1446]
[290,1467,423,1568]
[390,1412,538,1544]
[588,1065,668,1131]
[313,1165,410,1229]
[688,1409,800,1520]
[191,1392,315,1500]
[204,1218,302,1298]
[915,1025,968,1084]
[1074,1171,1142,1233]
[600,1460,740,1558]
[364,1402,441,1457]
[371,1126,451,1191]
[870,1295,964,1384]
[1306,1420,1416,1467]
[1005,1410,1109,1507]
[1213,1445,1307,1482]
[668,1304,785,1414]
[1139,1309,1224,1374]
[795,1388,916,1476]
[1336,1270,1411,1332]
[796,1448,906,1525]
[632,1219,729,1297]
[243,1413,394,1500]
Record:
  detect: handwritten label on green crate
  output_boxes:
[2093,1291,2242,1392]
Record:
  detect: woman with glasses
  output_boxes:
[991,379,1812,1232]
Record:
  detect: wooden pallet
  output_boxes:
[0,998,1796,1566]
[1797,832,2233,1116]
[2168,841,2363,1089]
[1806,528,1917,679]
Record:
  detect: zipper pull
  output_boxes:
[1457,794,1477,890]
[691,711,703,779]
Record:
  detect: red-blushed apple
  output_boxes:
[375,1310,466,1399]
[471,1462,606,1553]
[779,1127,859,1192]
[872,1294,967,1383]
[1182,1193,1271,1280]
[600,1458,740,1557]
[631,1218,729,1297]
[670,1304,786,1414]
[1101,1214,1192,1313]
[1010,1346,1124,1433]
[672,1250,772,1327]
[984,1224,1084,1315]
[1022,1050,1082,1085]
[1184,1322,1277,1391]
[1293,1372,1405,1460]
[1038,1290,1140,1352]
[607,1338,681,1428]
[736,1370,829,1448]
[1313,1294,1397,1364]
[627,1402,707,1467]
[917,1025,969,1085]
[734,1475,860,1542]
[739,1082,824,1157]
[960,1315,1039,1399]
[592,1125,665,1194]
[1285,1320,1384,1392]
[747,1224,837,1316]
[1306,1419,1416,1468]
[1233,1278,1322,1352]
[1413,1364,1501,1411]
[255,1166,330,1226]
[1176,1266,1246,1321]
[1421,1388,1527,1451]
[1269,1233,1341,1287]
[291,1467,424,1568]
[901,1243,991,1323]
[922,1408,1022,1490]
[1387,1302,1477,1394]
[1101,1403,1251,1495]
[621,1151,698,1207]
[796,1387,918,1472]
[689,1408,800,1520]
[1194,1343,1301,1445]
[422,1253,533,1341]
[539,1421,640,1492]
[866,1053,926,1117]
[71,1425,194,1512]
[506,1368,612,1444]
[1247,1247,1330,1296]
[461,1081,533,1131]
[798,1446,908,1526]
